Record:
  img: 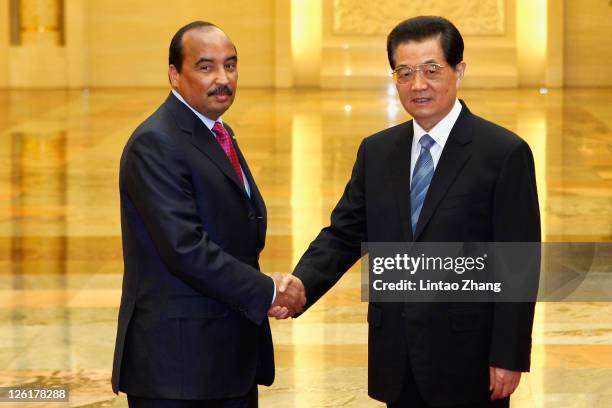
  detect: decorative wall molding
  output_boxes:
[333,0,505,36]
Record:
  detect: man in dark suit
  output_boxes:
[111,21,304,408]
[276,16,540,407]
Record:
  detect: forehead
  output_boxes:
[181,27,236,60]
[394,36,445,65]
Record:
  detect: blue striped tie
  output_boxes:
[411,134,435,234]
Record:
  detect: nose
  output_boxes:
[215,66,230,84]
[411,71,428,91]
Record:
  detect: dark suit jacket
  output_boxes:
[294,101,540,406]
[111,92,275,400]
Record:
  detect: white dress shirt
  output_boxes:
[410,98,463,184]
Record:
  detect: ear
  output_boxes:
[454,61,466,88]
[168,64,180,89]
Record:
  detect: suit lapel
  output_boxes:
[189,123,249,196]
[413,104,473,240]
[228,126,266,217]
[389,122,414,242]
[233,136,267,244]
[164,92,248,197]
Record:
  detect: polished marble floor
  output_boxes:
[0,87,611,407]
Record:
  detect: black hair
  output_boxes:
[386,16,464,69]
[169,21,216,72]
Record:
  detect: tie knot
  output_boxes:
[419,134,435,150]
[212,122,229,141]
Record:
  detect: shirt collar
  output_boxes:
[172,89,221,131]
[413,98,462,147]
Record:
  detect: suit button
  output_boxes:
[401,311,407,318]
[248,213,256,220]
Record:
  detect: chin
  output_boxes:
[408,106,435,119]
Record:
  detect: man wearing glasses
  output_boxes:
[275,15,540,407]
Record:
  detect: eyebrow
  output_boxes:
[395,59,439,69]
[194,57,214,66]
[194,55,238,66]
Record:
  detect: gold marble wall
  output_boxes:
[0,1,9,88]
[321,0,519,88]
[0,0,609,88]
[2,0,82,88]
[85,0,278,87]
[0,0,282,88]
[564,0,612,87]
[18,0,64,46]
[332,0,506,36]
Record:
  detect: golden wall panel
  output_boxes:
[64,0,85,88]
[19,0,60,31]
[564,0,612,86]
[19,0,63,45]
[322,0,517,89]
[274,0,293,88]
[545,0,564,87]
[9,46,67,87]
[0,0,9,87]
[7,0,84,88]
[332,0,505,36]
[85,0,276,88]
[516,0,546,87]
[292,0,322,86]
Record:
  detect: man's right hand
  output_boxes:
[268,273,306,319]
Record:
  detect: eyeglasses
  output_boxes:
[391,63,447,84]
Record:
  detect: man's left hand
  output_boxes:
[268,274,306,319]
[489,366,521,400]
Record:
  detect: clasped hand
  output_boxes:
[268,273,306,319]
[489,366,521,400]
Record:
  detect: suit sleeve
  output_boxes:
[121,131,274,325]
[489,139,541,371]
[293,139,368,309]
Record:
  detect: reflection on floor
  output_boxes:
[0,88,611,407]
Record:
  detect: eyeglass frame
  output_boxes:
[391,62,448,84]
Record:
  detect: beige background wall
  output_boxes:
[0,0,610,89]
[85,0,277,87]
[564,0,612,87]
[321,0,518,88]
[0,0,9,88]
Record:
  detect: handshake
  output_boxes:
[268,273,306,319]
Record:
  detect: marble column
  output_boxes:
[19,0,63,46]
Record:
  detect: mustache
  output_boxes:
[207,85,234,97]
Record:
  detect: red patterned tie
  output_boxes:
[212,122,244,187]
